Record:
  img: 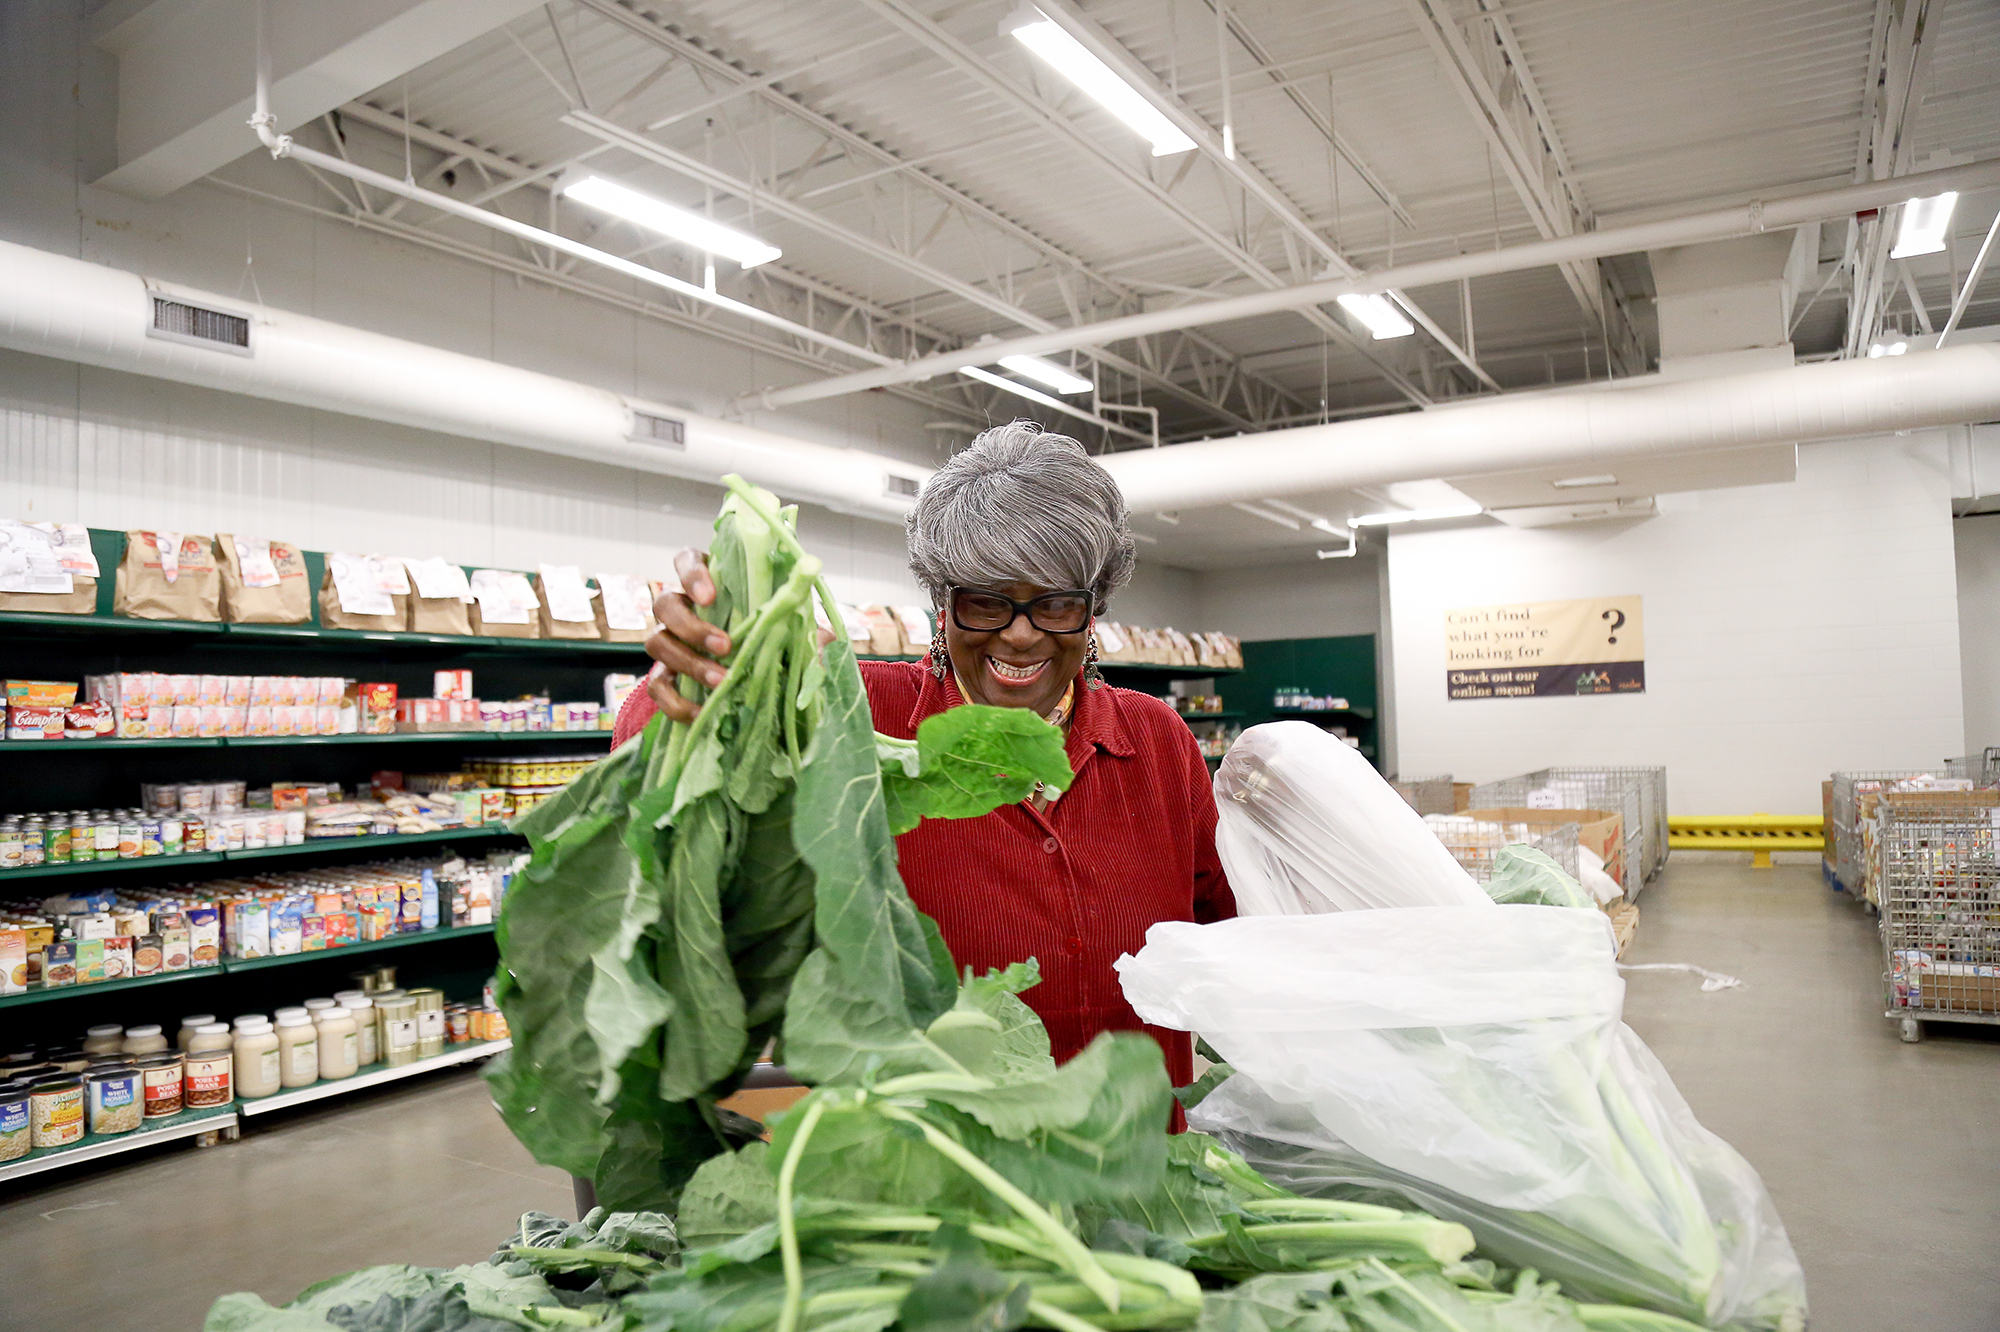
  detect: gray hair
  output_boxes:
[906,420,1135,612]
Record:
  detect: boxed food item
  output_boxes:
[75,938,105,985]
[102,935,133,981]
[358,683,398,734]
[113,531,222,621]
[186,906,220,967]
[6,679,78,708]
[159,920,190,972]
[6,706,65,740]
[133,934,164,976]
[0,926,26,995]
[434,669,473,700]
[42,939,77,987]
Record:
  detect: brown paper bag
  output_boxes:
[0,578,96,615]
[592,577,654,643]
[858,605,904,657]
[535,574,602,640]
[114,532,222,621]
[408,593,473,635]
[316,567,407,632]
[216,535,309,624]
[471,600,542,638]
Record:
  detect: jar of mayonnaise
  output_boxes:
[275,1012,319,1088]
[121,1024,169,1057]
[233,1020,281,1099]
[316,1008,359,1081]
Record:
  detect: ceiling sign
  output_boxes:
[1445,596,1644,700]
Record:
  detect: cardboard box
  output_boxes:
[1467,806,1625,885]
[358,682,398,734]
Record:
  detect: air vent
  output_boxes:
[148,297,251,354]
[884,473,921,499]
[632,412,686,449]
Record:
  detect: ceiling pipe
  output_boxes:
[0,237,928,522]
[747,156,2000,410]
[1094,341,2000,512]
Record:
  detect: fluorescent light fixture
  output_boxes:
[1552,474,1617,489]
[998,354,1093,394]
[1867,340,1910,358]
[1890,192,1957,259]
[1336,292,1415,340]
[1007,13,1196,156]
[1349,503,1484,526]
[561,174,781,269]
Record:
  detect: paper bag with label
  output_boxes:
[403,557,474,635]
[318,553,409,631]
[0,521,99,614]
[114,531,222,621]
[592,572,655,643]
[468,569,542,638]
[535,564,601,640]
[216,534,309,624]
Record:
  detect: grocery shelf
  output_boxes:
[0,964,215,1010]
[0,1102,239,1184]
[1271,705,1375,720]
[0,612,652,654]
[0,738,226,753]
[1175,711,1243,722]
[0,851,229,881]
[219,923,495,973]
[218,827,519,862]
[0,826,520,885]
[0,925,498,1009]
[1099,663,1241,676]
[234,1037,511,1117]
[0,611,223,637]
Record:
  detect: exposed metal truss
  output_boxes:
[1401,0,1647,375]
[1845,0,1943,356]
[572,0,1310,432]
[850,0,1441,410]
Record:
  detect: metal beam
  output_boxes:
[571,0,1294,430]
[1846,0,1942,356]
[744,155,2000,409]
[852,0,1434,410]
[1033,0,1497,392]
[1399,0,1643,372]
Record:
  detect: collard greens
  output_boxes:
[484,477,1073,1212]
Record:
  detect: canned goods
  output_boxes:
[85,1066,142,1135]
[68,816,94,862]
[161,818,183,855]
[137,1053,184,1119]
[447,1007,470,1045]
[379,998,418,1067]
[139,821,164,856]
[0,826,22,870]
[28,1075,84,1147]
[408,987,446,1059]
[117,821,140,859]
[44,823,71,864]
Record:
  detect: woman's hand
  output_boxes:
[644,548,732,722]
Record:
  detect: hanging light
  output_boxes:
[997,354,1093,394]
[1006,11,1196,156]
[561,175,781,269]
[1889,192,1957,260]
[1336,293,1415,340]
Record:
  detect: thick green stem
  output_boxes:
[774,1095,829,1332]
[719,475,849,646]
[1026,1299,1109,1332]
[1362,1257,1473,1332]
[875,1103,1122,1314]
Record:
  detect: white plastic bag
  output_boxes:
[1214,722,1489,912]
[1118,910,1806,1331]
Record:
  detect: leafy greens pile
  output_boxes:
[209,479,1719,1332]
[484,477,1075,1212]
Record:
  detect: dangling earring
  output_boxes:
[1083,629,1103,690]
[928,629,950,682]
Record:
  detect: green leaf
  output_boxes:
[781,636,958,1085]
[1196,1273,1353,1332]
[680,1142,780,1248]
[653,793,751,1103]
[445,1264,564,1326]
[896,1226,1031,1332]
[881,706,1074,835]
[203,1294,342,1332]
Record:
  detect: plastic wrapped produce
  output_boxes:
[1213,722,1489,912]
[1118,908,1807,1331]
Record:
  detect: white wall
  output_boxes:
[1192,555,1382,641]
[1387,435,1964,814]
[1955,513,2000,757]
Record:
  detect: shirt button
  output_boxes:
[1041,836,1059,854]
[1066,936,1083,953]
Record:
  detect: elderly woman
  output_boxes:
[617,420,1233,1090]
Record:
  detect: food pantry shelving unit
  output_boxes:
[0,544,655,1175]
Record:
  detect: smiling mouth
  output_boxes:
[984,657,1049,687]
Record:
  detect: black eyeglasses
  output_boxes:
[949,586,1094,634]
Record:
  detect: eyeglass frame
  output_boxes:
[947,585,1096,635]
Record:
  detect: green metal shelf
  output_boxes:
[0,1101,238,1183]
[0,612,652,654]
[218,923,495,973]
[0,732,612,754]
[0,827,520,884]
[1099,662,1242,677]
[0,611,222,636]
[219,827,519,863]
[0,851,229,882]
[1175,711,1243,722]
[0,963,214,1009]
[0,738,225,752]
[1270,705,1375,720]
[0,925,499,1008]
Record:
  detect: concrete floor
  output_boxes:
[1,860,1995,1330]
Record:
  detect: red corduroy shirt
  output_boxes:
[613,660,1234,1093]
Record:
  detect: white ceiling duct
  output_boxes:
[1097,343,2000,514]
[0,238,930,522]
